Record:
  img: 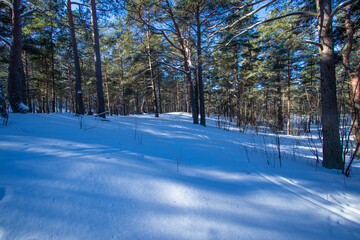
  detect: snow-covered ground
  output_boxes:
[0,112,359,240]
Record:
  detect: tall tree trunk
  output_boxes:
[176,78,180,112]
[234,49,242,127]
[317,0,343,169]
[25,53,32,113]
[67,63,75,113]
[343,4,360,155]
[275,58,283,131]
[185,65,197,123]
[103,56,111,115]
[146,24,159,117]
[67,0,84,115]
[184,41,198,124]
[193,68,199,117]
[123,86,126,116]
[118,47,124,115]
[195,0,206,126]
[8,0,27,113]
[45,58,50,113]
[185,74,190,113]
[157,68,163,114]
[0,81,7,119]
[287,49,292,135]
[90,0,105,118]
[165,0,197,123]
[50,24,56,113]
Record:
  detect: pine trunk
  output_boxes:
[67,0,84,115]
[343,4,360,154]
[196,0,206,126]
[8,0,27,113]
[287,50,291,135]
[185,65,197,124]
[51,25,56,113]
[157,68,163,114]
[165,0,197,123]
[176,79,180,112]
[317,0,343,169]
[90,0,106,118]
[146,26,159,117]
[103,56,111,115]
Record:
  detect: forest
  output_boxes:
[1,1,360,238]
[0,0,359,172]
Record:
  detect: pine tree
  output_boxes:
[90,0,106,118]
[317,0,343,169]
[0,82,7,121]
[224,0,353,169]
[338,1,360,154]
[66,0,84,115]
[7,0,28,113]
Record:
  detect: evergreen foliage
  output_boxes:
[0,0,358,170]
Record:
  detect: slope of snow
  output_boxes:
[0,113,359,240]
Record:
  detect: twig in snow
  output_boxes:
[244,146,250,163]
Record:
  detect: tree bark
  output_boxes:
[118,47,124,115]
[343,4,360,155]
[50,24,56,113]
[277,72,283,132]
[234,49,242,127]
[90,0,106,118]
[8,0,28,113]
[165,0,197,123]
[103,56,111,115]
[176,78,180,112]
[157,68,163,113]
[193,68,199,118]
[146,21,159,117]
[67,63,75,113]
[185,64,197,124]
[317,0,343,169]
[195,0,206,126]
[25,53,32,112]
[67,0,84,115]
[287,49,291,135]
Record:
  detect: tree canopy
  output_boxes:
[0,0,359,170]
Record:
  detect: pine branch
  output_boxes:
[224,0,277,31]
[210,0,277,38]
[153,57,188,74]
[233,0,270,11]
[84,90,96,101]
[304,40,323,50]
[226,11,317,45]
[340,61,356,73]
[135,6,183,53]
[21,9,37,18]
[330,0,356,21]
[322,0,357,31]
[0,0,12,9]
[69,2,90,8]
[161,31,183,53]
[0,36,11,46]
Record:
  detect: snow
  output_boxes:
[17,102,29,112]
[0,112,360,240]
